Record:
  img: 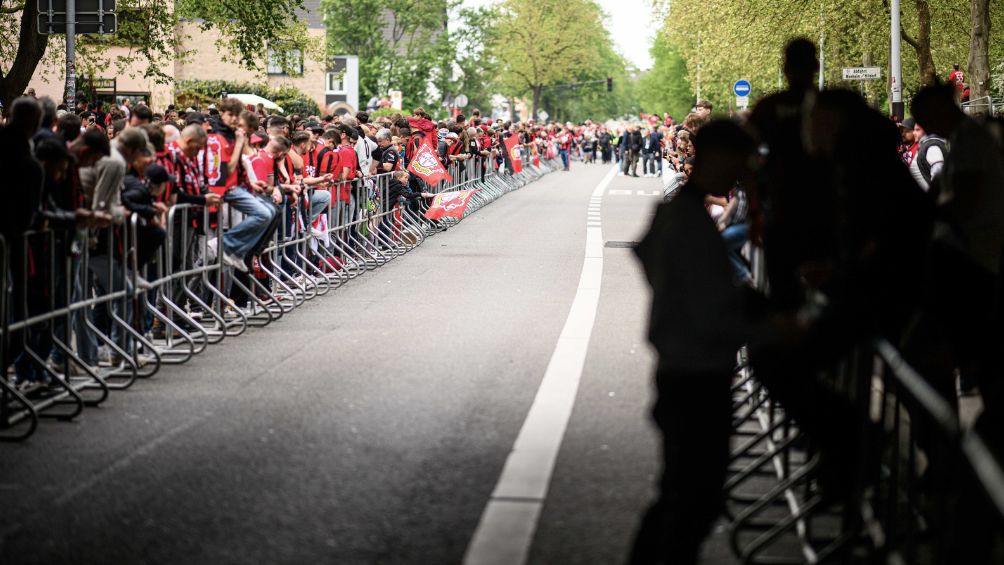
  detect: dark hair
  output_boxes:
[271,136,292,151]
[784,38,818,74]
[267,116,289,130]
[290,131,311,145]
[241,110,260,131]
[73,127,111,160]
[111,118,127,133]
[58,112,82,142]
[321,130,340,142]
[219,98,244,116]
[34,137,70,164]
[133,104,154,123]
[339,124,358,141]
[141,123,165,152]
[355,111,369,124]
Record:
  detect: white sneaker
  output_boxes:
[204,238,219,263]
[223,252,248,273]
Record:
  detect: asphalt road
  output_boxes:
[0,163,724,565]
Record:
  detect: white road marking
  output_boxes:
[608,189,633,195]
[636,190,661,196]
[463,165,617,565]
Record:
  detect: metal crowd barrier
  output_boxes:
[0,146,563,442]
[723,251,1004,563]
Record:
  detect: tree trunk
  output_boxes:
[967,0,990,112]
[0,4,51,109]
[531,85,541,121]
[913,0,937,86]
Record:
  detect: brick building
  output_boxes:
[26,0,359,114]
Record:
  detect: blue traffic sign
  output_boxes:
[733,80,751,97]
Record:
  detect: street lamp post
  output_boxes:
[890,0,904,119]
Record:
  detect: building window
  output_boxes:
[267,46,304,76]
[326,71,346,93]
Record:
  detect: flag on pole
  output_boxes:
[407,142,453,186]
[504,135,523,173]
[423,190,478,220]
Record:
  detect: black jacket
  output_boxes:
[121,174,158,220]
[629,131,644,152]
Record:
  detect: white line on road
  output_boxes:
[463,166,618,565]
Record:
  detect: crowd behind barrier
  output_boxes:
[0,101,564,441]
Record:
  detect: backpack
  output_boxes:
[917,135,948,185]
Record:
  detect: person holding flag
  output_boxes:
[406,141,453,187]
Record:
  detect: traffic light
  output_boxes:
[606,77,613,92]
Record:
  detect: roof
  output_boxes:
[298,0,324,29]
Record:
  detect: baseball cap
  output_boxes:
[145,164,176,184]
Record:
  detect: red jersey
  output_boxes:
[246,148,275,188]
[154,149,176,202]
[335,145,357,203]
[167,140,204,198]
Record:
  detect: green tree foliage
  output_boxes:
[321,0,452,110]
[0,0,315,108]
[538,41,639,123]
[656,0,1001,114]
[440,6,501,117]
[492,0,609,119]
[636,34,693,120]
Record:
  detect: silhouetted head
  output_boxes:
[7,97,43,140]
[911,83,965,138]
[691,120,756,196]
[784,38,819,91]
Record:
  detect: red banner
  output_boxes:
[423,190,478,220]
[407,143,453,186]
[504,135,523,173]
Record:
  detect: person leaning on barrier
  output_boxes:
[286,131,333,225]
[631,120,760,565]
[124,161,170,246]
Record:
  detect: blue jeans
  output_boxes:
[721,223,751,285]
[559,149,570,170]
[222,189,277,259]
[309,189,331,224]
[50,257,98,366]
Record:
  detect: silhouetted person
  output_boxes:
[0,98,44,381]
[908,86,1004,563]
[750,89,933,503]
[749,38,834,312]
[631,120,756,565]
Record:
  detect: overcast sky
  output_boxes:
[461,0,658,71]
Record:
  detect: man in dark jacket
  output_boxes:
[121,163,169,268]
[630,120,756,565]
[627,127,643,177]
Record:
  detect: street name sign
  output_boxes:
[842,67,882,80]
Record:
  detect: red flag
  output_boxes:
[407,143,453,186]
[423,190,478,220]
[504,135,523,173]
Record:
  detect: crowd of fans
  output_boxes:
[0,92,574,392]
